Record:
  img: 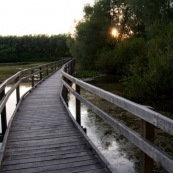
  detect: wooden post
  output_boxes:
[61,57,64,66]
[64,66,67,73]
[0,89,7,141]
[76,84,81,125]
[51,66,53,74]
[140,120,154,173]
[39,67,42,80]
[72,60,75,73]
[46,65,49,76]
[62,85,68,105]
[16,77,20,104]
[54,63,56,71]
[31,70,34,87]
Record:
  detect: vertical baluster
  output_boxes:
[76,84,81,125]
[54,63,56,71]
[61,57,64,66]
[16,76,20,104]
[0,89,7,141]
[40,67,42,80]
[31,70,34,87]
[51,65,53,74]
[46,65,49,76]
[62,85,68,105]
[140,120,154,173]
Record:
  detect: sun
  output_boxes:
[111,28,118,37]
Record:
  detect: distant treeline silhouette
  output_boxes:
[0,34,70,62]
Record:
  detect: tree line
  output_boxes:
[67,0,173,104]
[0,34,70,63]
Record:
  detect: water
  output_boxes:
[68,92,138,173]
[0,83,31,132]
[67,79,169,173]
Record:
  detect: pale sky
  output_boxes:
[0,0,94,36]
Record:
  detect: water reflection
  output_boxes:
[5,83,31,123]
[0,83,31,133]
[68,93,136,173]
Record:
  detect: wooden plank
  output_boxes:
[5,144,88,158]
[4,148,92,161]
[7,132,81,142]
[0,70,111,173]
[0,160,104,173]
[80,169,109,173]
[5,141,86,153]
[2,155,97,170]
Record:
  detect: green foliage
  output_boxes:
[0,34,71,63]
[67,0,114,69]
[73,70,100,79]
[0,44,18,62]
[97,37,145,74]
[124,21,173,101]
[68,0,173,103]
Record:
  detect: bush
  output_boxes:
[97,37,146,75]
[124,22,173,101]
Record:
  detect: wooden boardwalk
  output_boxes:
[0,70,111,173]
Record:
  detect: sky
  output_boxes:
[0,0,94,36]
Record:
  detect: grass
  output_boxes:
[0,62,45,83]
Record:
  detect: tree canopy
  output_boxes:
[0,34,70,63]
[67,0,173,103]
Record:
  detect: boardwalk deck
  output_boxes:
[0,70,111,173]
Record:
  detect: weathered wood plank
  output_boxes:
[0,70,111,173]
[0,160,104,173]
[4,148,93,161]
[2,155,98,170]
[4,144,88,158]
[5,140,86,153]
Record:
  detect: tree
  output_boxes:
[0,34,70,62]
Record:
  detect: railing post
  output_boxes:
[16,77,20,104]
[76,84,81,125]
[51,65,53,74]
[62,85,68,105]
[72,60,75,73]
[0,89,7,141]
[61,57,64,66]
[46,65,49,76]
[140,120,154,173]
[39,67,42,80]
[54,63,56,71]
[31,70,34,87]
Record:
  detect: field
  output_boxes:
[0,62,45,83]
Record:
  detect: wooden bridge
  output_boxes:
[0,59,173,173]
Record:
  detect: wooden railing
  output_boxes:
[61,59,173,173]
[0,58,69,142]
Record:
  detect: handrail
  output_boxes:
[62,72,173,136]
[61,59,173,173]
[0,58,70,142]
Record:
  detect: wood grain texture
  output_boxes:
[0,70,110,173]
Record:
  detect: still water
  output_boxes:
[68,92,138,173]
[0,83,31,148]
[0,84,31,132]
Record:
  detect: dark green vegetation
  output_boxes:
[73,70,100,79]
[67,0,173,107]
[0,62,45,82]
[0,34,70,62]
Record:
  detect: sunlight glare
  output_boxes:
[111,28,118,38]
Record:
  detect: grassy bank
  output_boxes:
[0,62,45,83]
